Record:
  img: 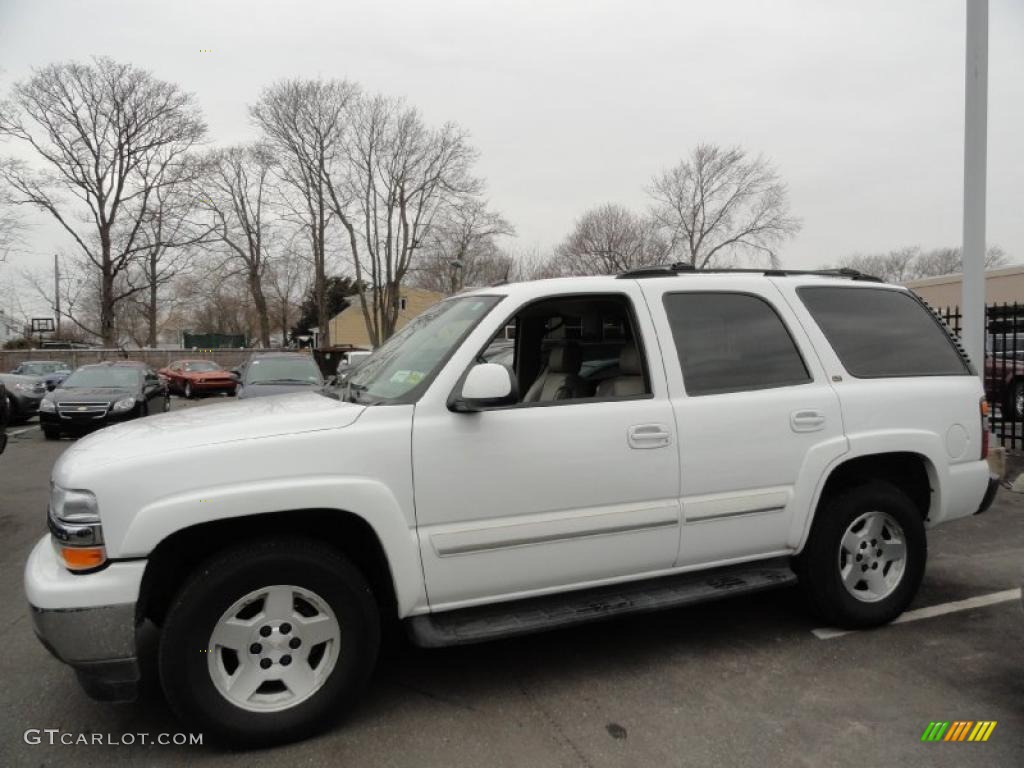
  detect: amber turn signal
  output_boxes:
[59,545,107,571]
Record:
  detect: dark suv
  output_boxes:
[234,352,333,399]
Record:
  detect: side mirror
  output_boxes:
[451,363,516,412]
[46,381,57,391]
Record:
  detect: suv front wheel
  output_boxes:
[159,538,380,747]
[796,481,926,629]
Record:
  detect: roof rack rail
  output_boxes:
[616,264,883,282]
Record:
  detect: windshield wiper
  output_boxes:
[346,382,372,404]
[253,378,315,385]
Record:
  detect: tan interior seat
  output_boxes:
[523,344,589,402]
[596,346,645,397]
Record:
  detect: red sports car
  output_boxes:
[159,359,237,398]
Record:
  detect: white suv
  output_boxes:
[25,268,998,746]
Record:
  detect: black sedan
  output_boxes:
[234,352,336,399]
[38,362,170,440]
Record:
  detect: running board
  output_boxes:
[407,558,797,648]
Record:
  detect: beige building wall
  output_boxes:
[328,288,444,348]
[903,265,1024,310]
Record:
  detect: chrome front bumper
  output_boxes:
[31,603,140,701]
[25,536,145,702]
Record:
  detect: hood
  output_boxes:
[57,391,365,472]
[0,372,44,386]
[50,386,135,402]
[238,382,322,398]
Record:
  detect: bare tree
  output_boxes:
[411,198,514,293]
[326,95,482,344]
[172,271,260,339]
[250,79,358,347]
[130,156,214,346]
[648,144,800,268]
[835,247,922,282]
[199,143,277,347]
[0,58,206,344]
[0,163,24,262]
[23,253,105,341]
[835,245,1009,282]
[912,245,1007,278]
[547,203,667,276]
[265,244,308,346]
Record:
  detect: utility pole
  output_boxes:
[54,254,61,338]
[961,0,988,378]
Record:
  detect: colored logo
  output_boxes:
[921,721,997,742]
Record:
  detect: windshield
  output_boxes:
[61,367,140,389]
[245,357,322,385]
[348,295,501,402]
[182,361,221,372]
[19,362,68,375]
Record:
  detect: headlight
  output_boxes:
[13,381,32,391]
[50,485,100,523]
[111,396,136,413]
[48,485,105,572]
[39,398,56,413]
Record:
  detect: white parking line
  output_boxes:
[812,588,1022,639]
[4,427,31,437]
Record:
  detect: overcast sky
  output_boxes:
[1,0,1022,315]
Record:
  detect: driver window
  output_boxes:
[479,294,651,405]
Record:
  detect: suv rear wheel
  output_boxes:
[158,538,380,747]
[796,481,925,628]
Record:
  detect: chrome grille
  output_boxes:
[57,401,110,417]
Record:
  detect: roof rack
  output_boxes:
[616,264,884,282]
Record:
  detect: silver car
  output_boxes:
[0,372,47,423]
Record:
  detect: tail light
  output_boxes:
[980,398,990,460]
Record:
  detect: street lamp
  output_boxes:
[961,0,988,378]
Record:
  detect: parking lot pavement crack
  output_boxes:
[0,613,27,640]
[384,677,480,713]
[517,681,595,768]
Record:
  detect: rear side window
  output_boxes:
[663,292,811,396]
[798,286,969,377]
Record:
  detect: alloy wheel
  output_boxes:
[207,584,341,713]
[837,511,907,603]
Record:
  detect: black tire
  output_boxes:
[6,395,25,425]
[42,427,60,441]
[795,480,926,629]
[158,538,380,748]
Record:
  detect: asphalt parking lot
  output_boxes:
[1,396,1022,767]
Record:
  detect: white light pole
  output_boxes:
[961,0,988,377]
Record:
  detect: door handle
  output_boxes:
[791,409,826,433]
[628,423,672,449]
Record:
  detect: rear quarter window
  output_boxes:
[798,286,969,377]
[663,292,811,396]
